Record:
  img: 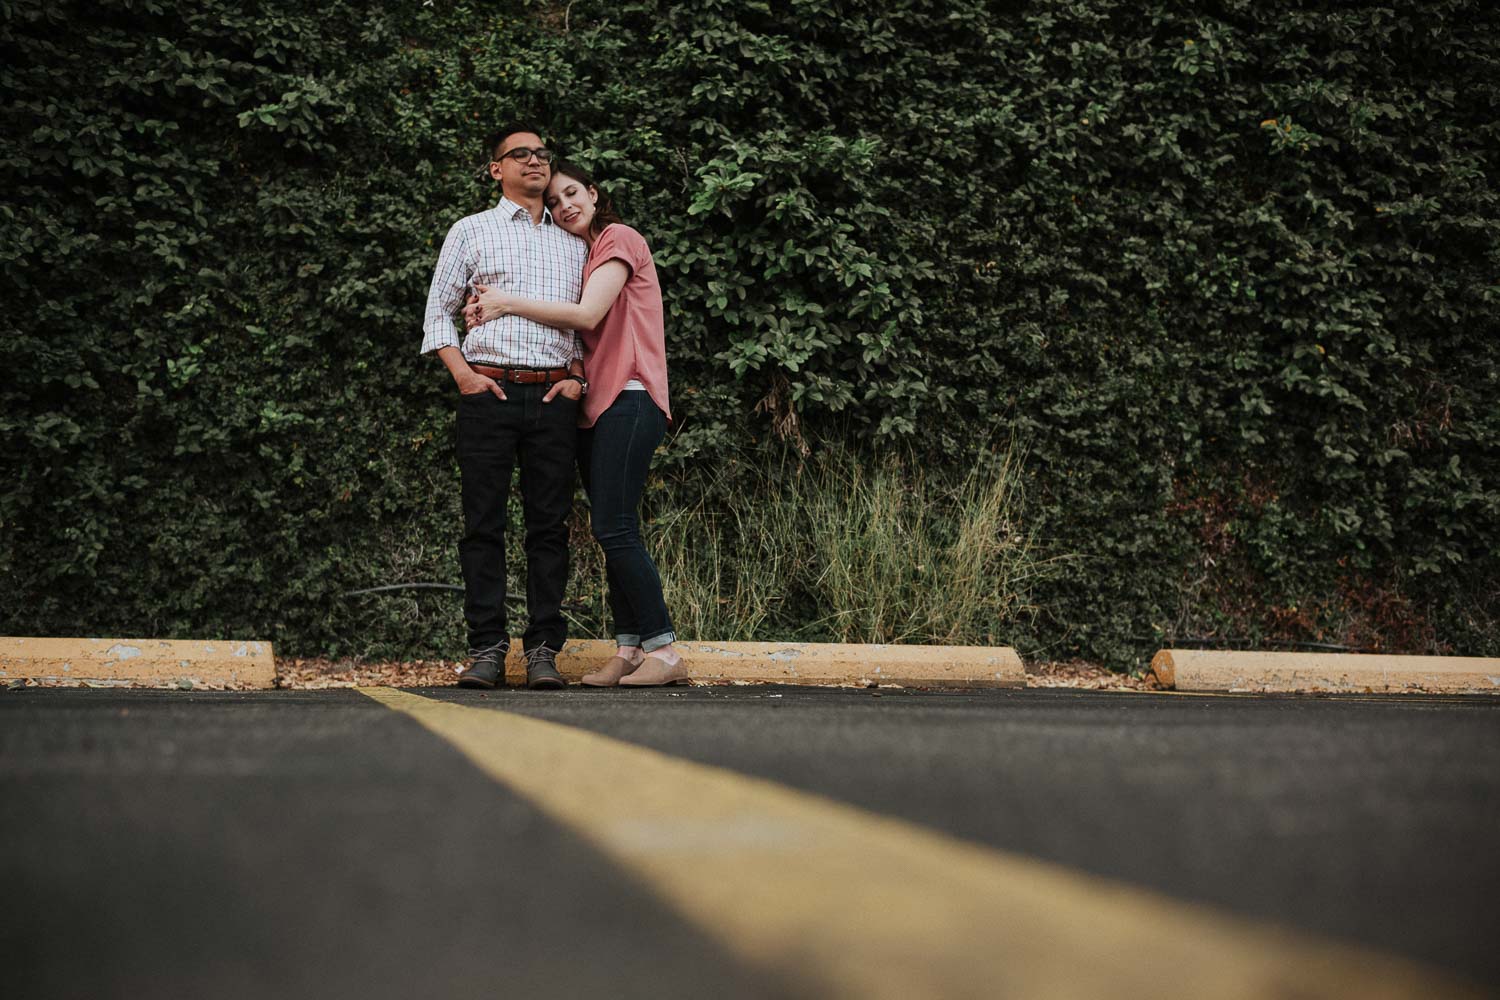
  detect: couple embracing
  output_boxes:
[419,123,685,691]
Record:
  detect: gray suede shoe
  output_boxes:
[457,641,507,689]
[524,646,566,690]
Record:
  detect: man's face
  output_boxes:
[488,132,551,199]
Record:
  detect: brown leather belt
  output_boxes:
[470,364,570,385]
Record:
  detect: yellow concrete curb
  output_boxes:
[493,639,1024,688]
[1,636,276,688]
[1151,649,1500,694]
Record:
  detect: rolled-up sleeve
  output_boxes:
[420,220,472,355]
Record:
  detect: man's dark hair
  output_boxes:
[484,122,546,161]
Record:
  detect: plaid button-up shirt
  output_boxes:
[420,196,588,368]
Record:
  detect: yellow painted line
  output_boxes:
[361,687,1481,1000]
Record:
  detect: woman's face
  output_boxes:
[546,173,597,237]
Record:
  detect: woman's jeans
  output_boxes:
[578,391,675,651]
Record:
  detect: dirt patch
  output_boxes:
[275,657,462,689]
[1025,660,1159,691]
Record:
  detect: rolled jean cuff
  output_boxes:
[614,634,642,648]
[641,631,676,653]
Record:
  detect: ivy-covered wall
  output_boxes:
[4,0,1497,664]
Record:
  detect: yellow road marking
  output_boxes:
[362,687,1481,1000]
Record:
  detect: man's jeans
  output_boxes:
[456,382,577,652]
[578,390,675,652]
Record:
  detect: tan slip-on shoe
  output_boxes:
[581,655,641,687]
[618,655,690,687]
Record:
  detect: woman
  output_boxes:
[464,161,685,687]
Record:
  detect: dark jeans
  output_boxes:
[455,382,577,652]
[577,391,674,651]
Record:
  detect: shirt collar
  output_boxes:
[495,196,554,226]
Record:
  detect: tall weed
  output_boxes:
[569,443,1048,645]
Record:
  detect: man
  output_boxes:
[420,124,589,690]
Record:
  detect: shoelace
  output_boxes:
[467,642,507,665]
[522,646,557,669]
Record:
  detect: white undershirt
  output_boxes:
[623,378,645,391]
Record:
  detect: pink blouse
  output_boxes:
[579,224,671,428]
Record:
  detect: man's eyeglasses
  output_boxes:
[495,147,554,165]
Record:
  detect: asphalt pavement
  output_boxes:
[2,685,1497,998]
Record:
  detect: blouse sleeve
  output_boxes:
[586,225,650,280]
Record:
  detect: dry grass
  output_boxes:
[571,442,1056,646]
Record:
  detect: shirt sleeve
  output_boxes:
[420,220,473,355]
[585,225,648,281]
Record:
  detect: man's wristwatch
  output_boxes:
[566,374,589,395]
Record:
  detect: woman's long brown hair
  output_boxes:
[551,160,624,238]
